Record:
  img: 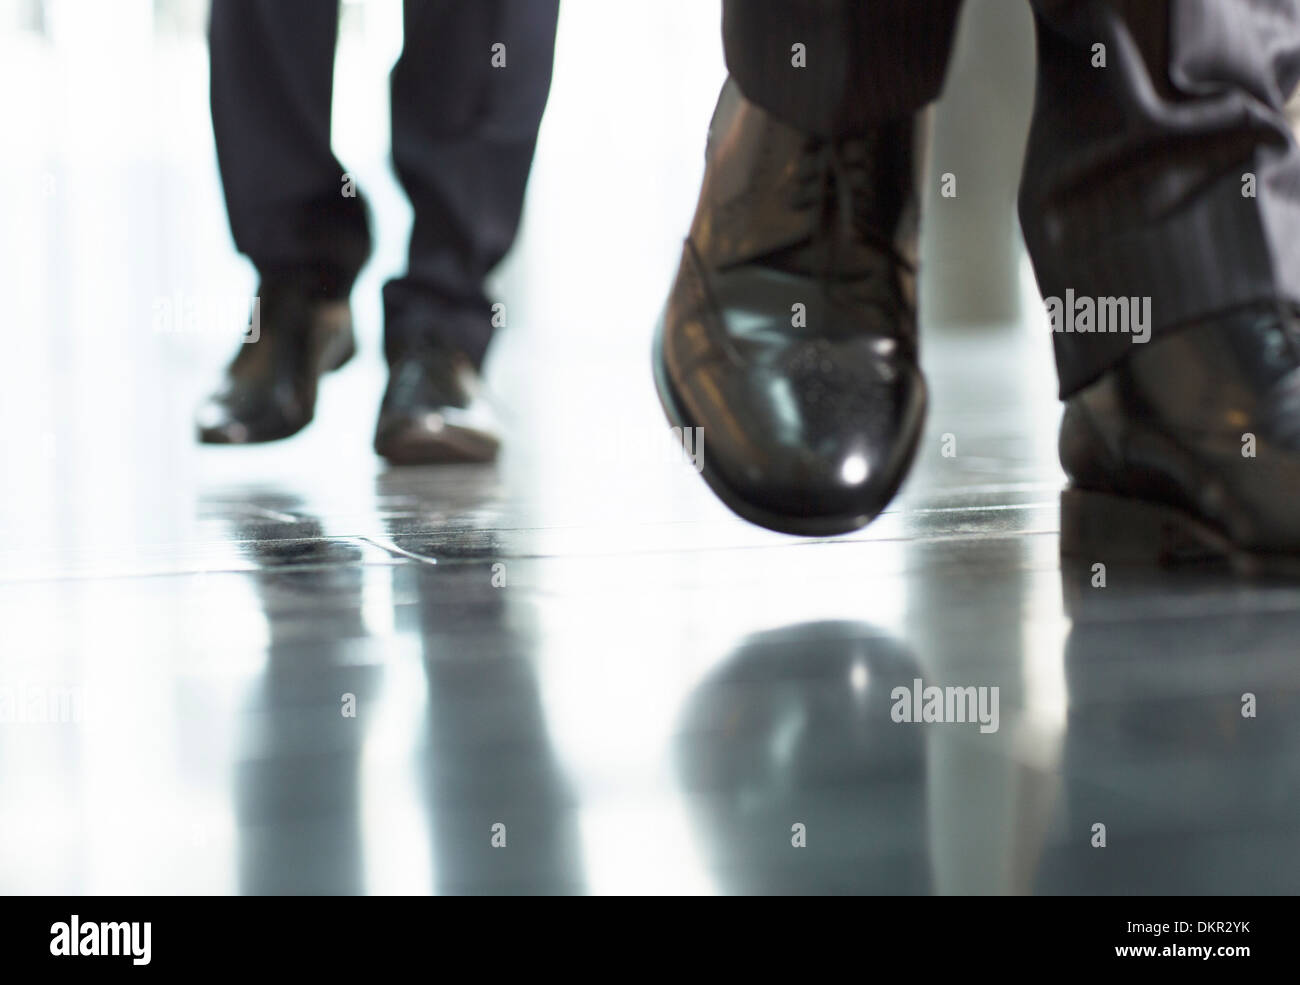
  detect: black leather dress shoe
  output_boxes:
[654,79,927,536]
[196,280,355,444]
[374,342,500,465]
[1060,305,1300,573]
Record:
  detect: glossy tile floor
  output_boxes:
[2,1,1298,895]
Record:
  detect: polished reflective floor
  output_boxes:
[2,1,1298,895]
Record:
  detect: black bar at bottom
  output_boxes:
[0,897,1284,973]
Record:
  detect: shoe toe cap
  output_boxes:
[696,355,926,529]
[195,385,304,444]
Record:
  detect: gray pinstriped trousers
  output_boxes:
[724,0,1300,396]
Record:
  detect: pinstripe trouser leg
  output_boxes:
[722,0,1300,396]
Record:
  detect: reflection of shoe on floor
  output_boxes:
[654,79,927,536]
[196,276,356,444]
[674,621,928,894]
[374,340,500,465]
[1060,307,1300,573]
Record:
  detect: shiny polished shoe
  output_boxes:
[653,79,928,536]
[196,280,355,444]
[374,341,500,465]
[1060,305,1300,573]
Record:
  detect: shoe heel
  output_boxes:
[1059,487,1229,566]
[326,333,356,372]
[316,302,356,372]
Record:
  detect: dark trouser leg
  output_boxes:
[722,0,964,137]
[384,0,559,368]
[1020,0,1300,397]
[209,0,371,298]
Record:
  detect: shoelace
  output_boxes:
[388,343,469,409]
[792,138,916,269]
[788,136,917,322]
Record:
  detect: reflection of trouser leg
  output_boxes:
[414,568,585,895]
[209,0,371,296]
[1020,0,1300,396]
[383,0,559,368]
